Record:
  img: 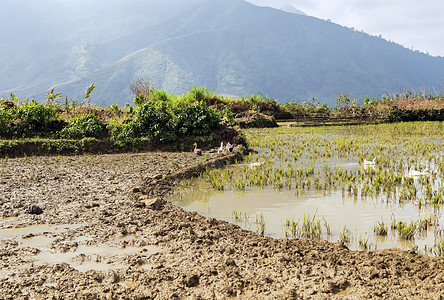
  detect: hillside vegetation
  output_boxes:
[2,84,444,157]
[0,86,228,156]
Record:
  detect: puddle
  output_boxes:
[118,280,138,288]
[0,224,85,241]
[334,286,362,298]
[0,223,86,253]
[0,269,12,279]
[42,282,57,288]
[0,217,20,227]
[31,243,159,272]
[21,235,55,250]
[0,223,159,272]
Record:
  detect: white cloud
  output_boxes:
[245,0,444,56]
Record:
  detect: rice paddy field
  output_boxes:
[169,122,444,256]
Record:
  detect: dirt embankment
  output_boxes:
[0,149,443,299]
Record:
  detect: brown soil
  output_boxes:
[0,150,443,299]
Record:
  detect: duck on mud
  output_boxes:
[193,143,202,156]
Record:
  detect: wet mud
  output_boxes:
[0,150,443,299]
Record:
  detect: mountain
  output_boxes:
[2,0,444,106]
[278,4,306,15]
[0,0,207,99]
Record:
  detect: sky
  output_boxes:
[246,0,444,57]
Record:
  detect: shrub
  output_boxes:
[131,89,222,144]
[108,122,138,148]
[173,100,220,136]
[16,101,58,127]
[0,107,14,136]
[0,101,60,138]
[59,113,106,139]
[183,86,213,103]
[132,98,177,143]
[282,98,330,116]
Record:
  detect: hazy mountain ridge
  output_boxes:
[2,0,444,106]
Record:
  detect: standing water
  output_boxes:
[169,123,444,255]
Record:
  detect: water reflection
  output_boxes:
[0,223,159,272]
[32,243,158,272]
[169,178,443,252]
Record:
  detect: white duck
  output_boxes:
[248,161,265,168]
[363,158,376,166]
[217,142,225,155]
[408,168,430,177]
[226,142,234,153]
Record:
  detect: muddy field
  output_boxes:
[0,150,443,299]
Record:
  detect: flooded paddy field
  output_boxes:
[1,124,444,299]
[171,122,444,256]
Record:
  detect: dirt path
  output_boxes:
[0,151,443,299]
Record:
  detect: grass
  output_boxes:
[302,212,322,240]
[358,233,370,250]
[256,213,265,235]
[232,208,250,224]
[282,212,333,241]
[339,226,352,246]
[435,229,444,256]
[374,221,388,236]
[394,220,417,240]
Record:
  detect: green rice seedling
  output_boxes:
[285,177,292,190]
[358,232,370,250]
[27,168,37,181]
[322,216,331,237]
[313,177,322,190]
[232,208,250,224]
[397,221,417,240]
[1,157,6,172]
[302,212,322,240]
[209,176,224,191]
[232,208,242,222]
[339,225,352,246]
[433,229,444,256]
[234,177,247,190]
[282,217,301,238]
[435,241,444,257]
[169,159,180,170]
[431,190,444,205]
[417,213,439,233]
[180,178,193,187]
[256,213,265,235]
[374,221,388,236]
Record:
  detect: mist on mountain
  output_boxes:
[2,0,443,106]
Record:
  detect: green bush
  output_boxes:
[59,113,106,139]
[132,98,177,143]
[173,100,220,136]
[183,86,213,103]
[16,101,58,126]
[0,100,60,138]
[108,122,138,148]
[282,98,330,116]
[129,89,222,144]
[0,107,14,136]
